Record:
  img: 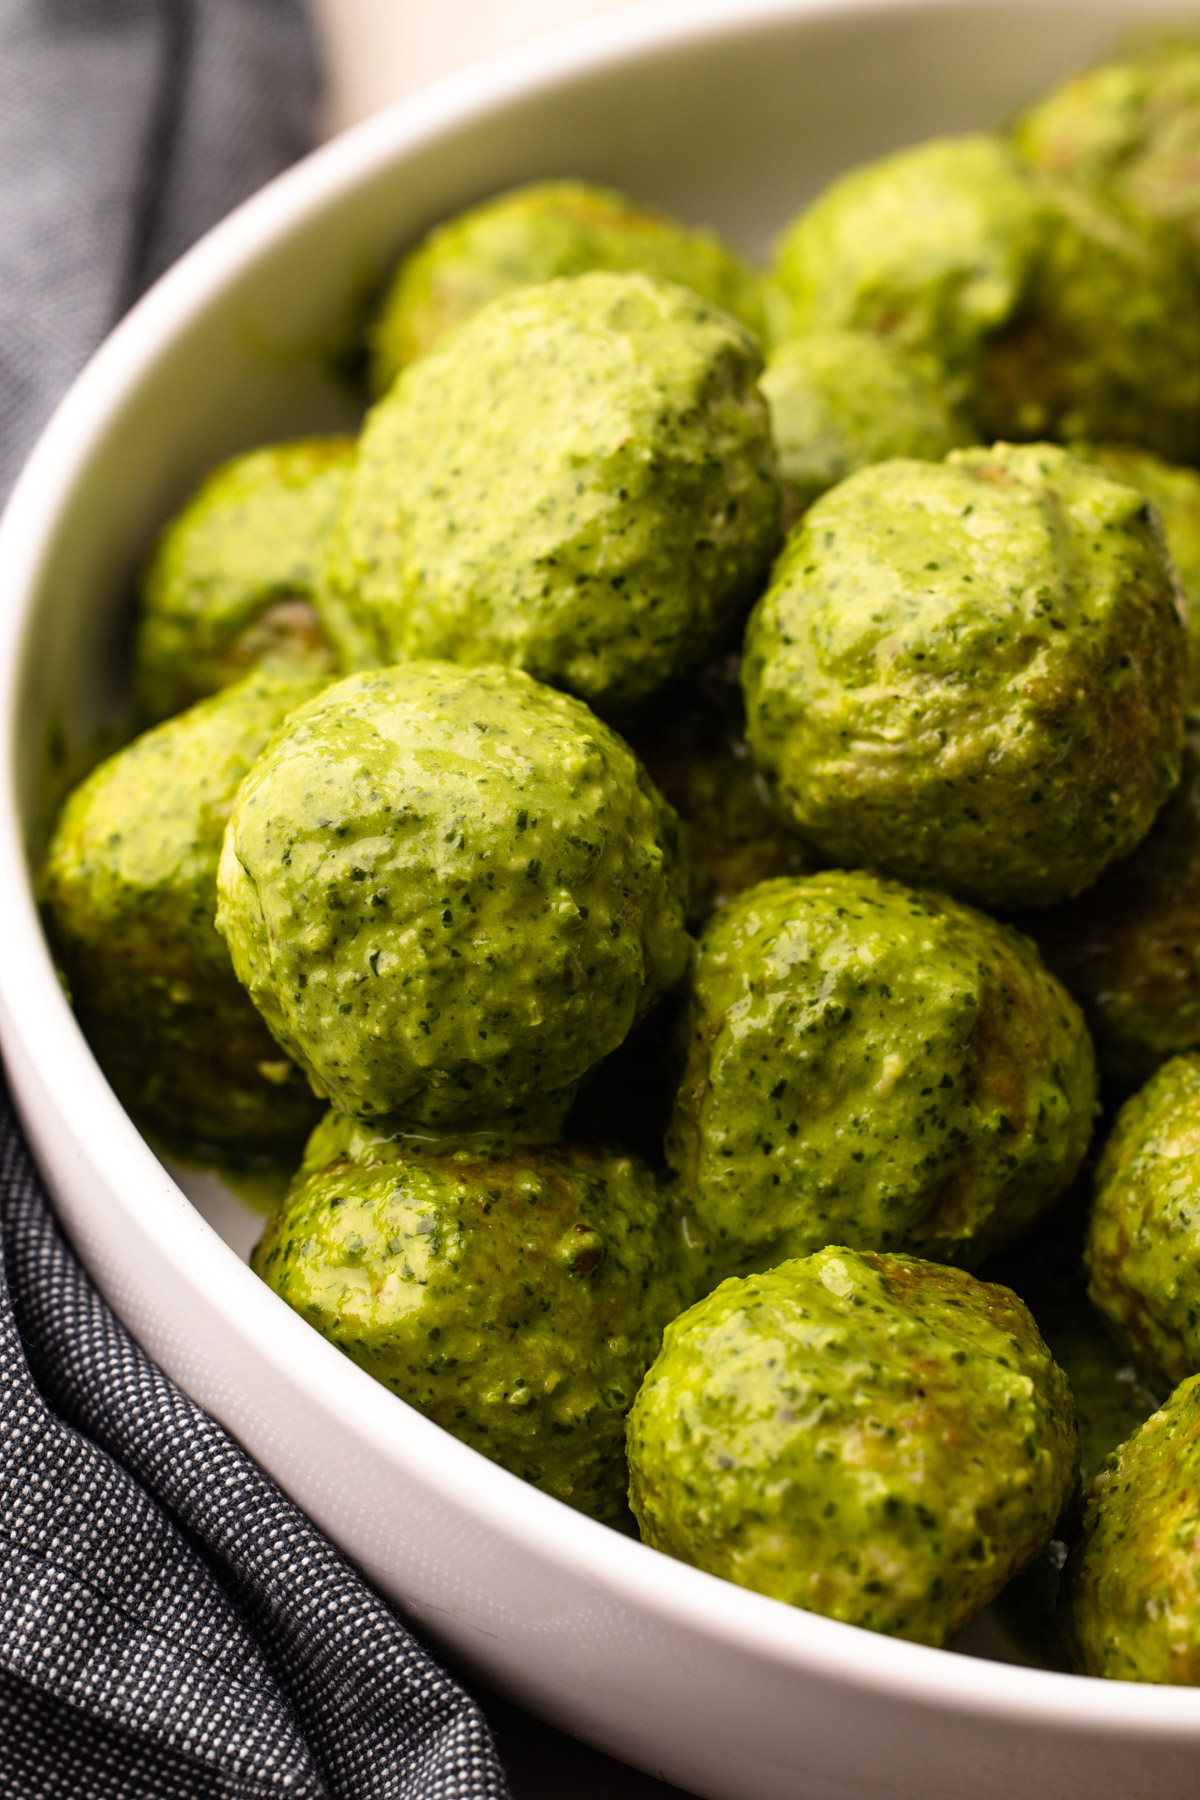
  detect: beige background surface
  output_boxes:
[301,3,698,1794]
[310,0,645,136]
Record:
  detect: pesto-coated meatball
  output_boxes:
[630,659,816,922]
[742,444,1187,909]
[1026,729,1200,1093]
[762,329,973,527]
[134,437,350,723]
[1070,442,1200,709]
[254,1124,686,1524]
[1087,1054,1200,1388]
[1014,41,1200,260]
[977,181,1200,458]
[216,662,691,1132]
[40,669,327,1162]
[666,870,1097,1280]
[1061,1372,1200,1682]
[768,136,1048,378]
[367,178,765,393]
[987,1199,1164,1495]
[768,133,1200,460]
[324,272,780,714]
[627,1247,1077,1644]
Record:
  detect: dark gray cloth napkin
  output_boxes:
[0,4,509,1795]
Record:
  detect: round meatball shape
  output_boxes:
[627,1247,1077,1644]
[667,870,1097,1280]
[762,328,972,527]
[768,135,1050,377]
[134,437,349,723]
[325,271,780,713]
[1062,1372,1200,1683]
[742,444,1187,909]
[254,1130,685,1523]
[40,669,327,1162]
[216,662,691,1130]
[1014,43,1200,258]
[1087,1053,1200,1388]
[769,133,1200,460]
[368,178,765,392]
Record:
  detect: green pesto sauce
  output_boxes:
[767,131,1200,459]
[255,1128,687,1524]
[134,436,352,724]
[1070,442,1200,709]
[39,668,329,1164]
[767,135,1051,376]
[742,443,1187,909]
[1013,40,1200,257]
[367,178,766,393]
[1062,1372,1200,1682]
[1025,727,1200,1094]
[761,328,974,525]
[1087,1053,1200,1388]
[216,662,691,1131]
[627,1247,1077,1645]
[666,870,1096,1283]
[324,271,780,713]
[977,179,1200,459]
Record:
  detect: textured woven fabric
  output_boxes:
[0,3,509,1794]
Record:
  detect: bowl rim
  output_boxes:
[3,0,1200,1738]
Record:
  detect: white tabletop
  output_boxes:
[303,4,697,1792]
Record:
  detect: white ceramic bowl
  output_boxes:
[5,2,1200,1794]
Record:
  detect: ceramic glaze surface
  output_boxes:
[5,4,1200,1796]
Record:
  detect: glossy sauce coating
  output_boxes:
[628,1247,1077,1644]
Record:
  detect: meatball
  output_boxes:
[1013,41,1200,259]
[1026,728,1200,1094]
[254,1124,686,1524]
[366,178,765,393]
[666,870,1097,1280]
[215,662,691,1131]
[742,444,1186,909]
[133,437,350,723]
[1070,442,1200,708]
[626,1247,1077,1644]
[761,328,973,527]
[1087,1053,1200,1388]
[768,135,1049,380]
[324,271,780,714]
[768,133,1200,460]
[977,181,1200,458]
[40,669,327,1162]
[1061,1372,1200,1683]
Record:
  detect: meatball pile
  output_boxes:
[42,46,1200,1672]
